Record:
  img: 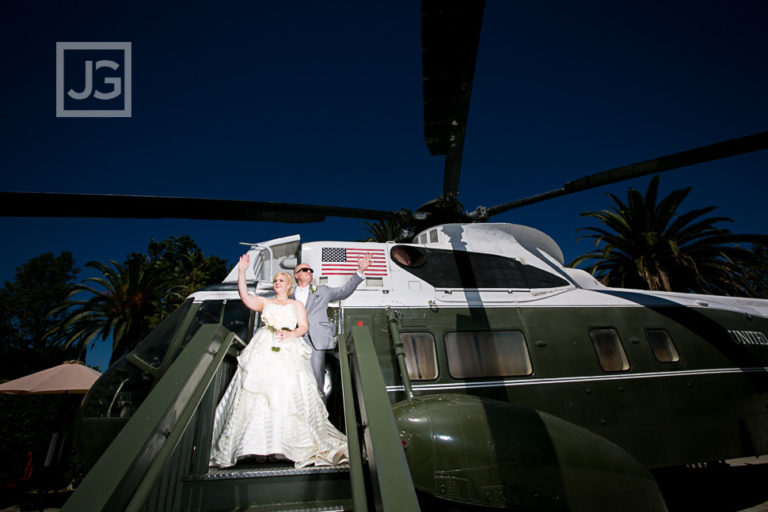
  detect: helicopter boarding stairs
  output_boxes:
[61,311,419,511]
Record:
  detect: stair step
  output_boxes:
[182,461,353,511]
[240,506,345,512]
[203,462,350,481]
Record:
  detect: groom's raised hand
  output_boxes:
[357,253,372,274]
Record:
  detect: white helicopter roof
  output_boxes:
[413,223,565,265]
[206,222,768,318]
[216,223,584,307]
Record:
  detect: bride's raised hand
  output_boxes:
[238,254,250,271]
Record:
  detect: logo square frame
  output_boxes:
[56,42,132,118]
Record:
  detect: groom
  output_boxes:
[293,253,371,394]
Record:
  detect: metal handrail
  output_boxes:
[339,325,421,511]
[62,324,238,512]
[386,308,414,400]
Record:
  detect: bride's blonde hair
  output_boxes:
[273,272,294,296]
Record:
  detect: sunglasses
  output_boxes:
[297,268,314,273]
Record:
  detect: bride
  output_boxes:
[209,254,348,468]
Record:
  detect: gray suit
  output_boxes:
[295,273,364,392]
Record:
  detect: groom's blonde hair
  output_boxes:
[273,272,294,296]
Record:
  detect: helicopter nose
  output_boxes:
[392,394,665,511]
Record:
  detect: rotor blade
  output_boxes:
[484,130,768,217]
[443,150,464,198]
[0,192,397,223]
[421,0,485,197]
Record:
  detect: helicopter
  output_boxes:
[3,1,768,511]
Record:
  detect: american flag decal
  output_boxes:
[321,247,388,276]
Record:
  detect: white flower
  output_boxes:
[310,284,316,293]
[262,305,297,330]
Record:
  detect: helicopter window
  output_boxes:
[164,300,252,368]
[391,246,425,268]
[400,333,438,380]
[589,328,630,372]
[646,329,680,363]
[444,331,533,378]
[179,300,225,351]
[132,299,194,368]
[222,300,252,342]
[82,358,154,419]
[390,246,569,289]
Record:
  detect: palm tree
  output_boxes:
[363,217,410,242]
[49,258,176,364]
[48,237,229,365]
[568,175,768,296]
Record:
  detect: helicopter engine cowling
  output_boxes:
[393,394,668,511]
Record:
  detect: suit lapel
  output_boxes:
[305,288,315,310]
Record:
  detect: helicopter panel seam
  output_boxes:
[385,366,768,393]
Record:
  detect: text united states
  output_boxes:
[321,247,387,276]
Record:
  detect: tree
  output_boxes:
[0,252,80,380]
[145,235,229,309]
[568,175,768,296]
[49,258,170,365]
[49,236,230,365]
[732,244,768,298]
[363,217,410,242]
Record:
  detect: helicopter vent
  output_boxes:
[415,228,441,245]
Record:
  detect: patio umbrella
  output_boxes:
[0,360,101,395]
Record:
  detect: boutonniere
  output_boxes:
[310,284,316,293]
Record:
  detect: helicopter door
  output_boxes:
[223,234,301,283]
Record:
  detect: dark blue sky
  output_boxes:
[2,1,768,367]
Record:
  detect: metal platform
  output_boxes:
[204,462,351,480]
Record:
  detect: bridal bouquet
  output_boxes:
[262,305,297,352]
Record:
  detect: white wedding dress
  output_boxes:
[209,302,348,468]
